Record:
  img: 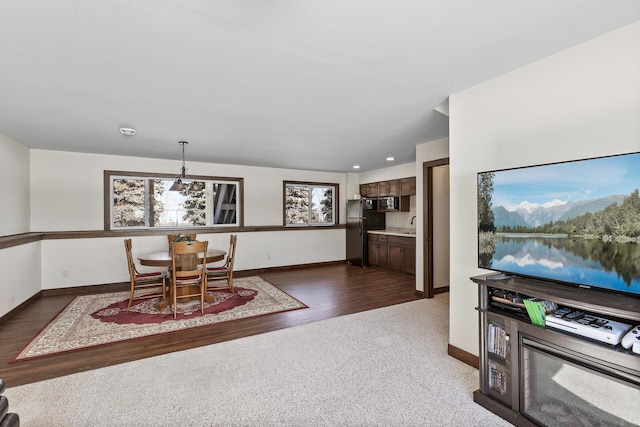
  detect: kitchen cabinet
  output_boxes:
[369,233,415,275]
[377,181,391,196]
[360,177,416,198]
[400,177,416,195]
[367,182,378,198]
[389,179,400,196]
[359,184,369,198]
[378,180,400,196]
[387,236,415,275]
[368,234,388,268]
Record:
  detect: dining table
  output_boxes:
[138,248,226,267]
[138,248,227,310]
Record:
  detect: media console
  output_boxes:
[471,274,640,427]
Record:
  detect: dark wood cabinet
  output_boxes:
[377,181,391,196]
[368,234,388,268]
[369,234,415,275]
[471,274,640,427]
[388,179,400,196]
[367,182,378,198]
[359,184,369,198]
[400,177,416,195]
[387,236,415,275]
[360,177,416,198]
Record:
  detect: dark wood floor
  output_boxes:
[0,263,421,387]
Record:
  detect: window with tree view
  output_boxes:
[284,182,337,226]
[107,171,241,230]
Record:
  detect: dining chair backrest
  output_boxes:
[169,240,208,319]
[167,234,197,249]
[207,234,237,295]
[171,240,208,278]
[225,234,237,270]
[124,238,166,311]
[124,238,137,276]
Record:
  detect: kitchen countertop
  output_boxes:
[368,229,416,238]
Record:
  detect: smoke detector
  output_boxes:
[119,127,136,136]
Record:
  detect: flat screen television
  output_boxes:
[477,152,640,297]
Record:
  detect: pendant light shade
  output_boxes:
[169,141,203,192]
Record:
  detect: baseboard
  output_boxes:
[42,281,130,297]
[448,343,479,369]
[414,290,424,298]
[434,286,449,295]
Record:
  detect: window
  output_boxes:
[105,171,242,230]
[284,181,338,226]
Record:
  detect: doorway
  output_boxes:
[422,158,450,298]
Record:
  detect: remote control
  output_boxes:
[621,325,640,349]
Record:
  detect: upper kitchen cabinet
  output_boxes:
[400,177,416,195]
[377,180,391,196]
[360,177,416,198]
[359,184,368,198]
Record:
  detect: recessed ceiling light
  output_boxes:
[386,157,395,161]
[353,165,360,169]
[119,127,136,136]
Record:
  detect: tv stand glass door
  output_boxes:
[520,335,639,426]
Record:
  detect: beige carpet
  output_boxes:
[5,294,512,426]
[13,276,306,361]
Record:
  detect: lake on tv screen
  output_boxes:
[483,235,640,295]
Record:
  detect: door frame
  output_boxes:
[422,157,449,298]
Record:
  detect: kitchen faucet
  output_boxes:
[411,215,416,225]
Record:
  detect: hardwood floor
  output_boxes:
[0,264,421,387]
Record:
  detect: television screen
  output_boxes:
[478,152,640,296]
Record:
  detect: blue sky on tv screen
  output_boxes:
[491,153,640,209]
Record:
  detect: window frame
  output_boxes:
[104,170,244,231]
[283,180,339,227]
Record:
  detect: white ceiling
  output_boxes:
[1,1,639,172]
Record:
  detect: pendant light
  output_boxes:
[169,141,203,192]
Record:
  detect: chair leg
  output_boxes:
[200,281,205,315]
[228,273,234,295]
[173,284,178,319]
[127,285,135,312]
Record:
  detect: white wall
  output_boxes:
[0,133,30,235]
[359,162,415,184]
[448,21,640,356]
[0,242,41,315]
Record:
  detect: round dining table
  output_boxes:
[137,249,226,267]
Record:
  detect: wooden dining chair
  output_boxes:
[207,234,237,295]
[167,234,197,249]
[124,239,167,312]
[170,240,208,319]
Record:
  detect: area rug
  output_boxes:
[12,276,306,362]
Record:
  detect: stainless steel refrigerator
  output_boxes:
[346,199,385,267]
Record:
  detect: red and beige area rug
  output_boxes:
[12,276,306,362]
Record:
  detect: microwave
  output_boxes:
[378,196,399,211]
